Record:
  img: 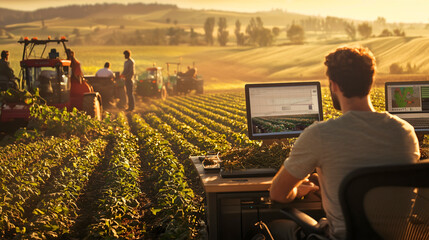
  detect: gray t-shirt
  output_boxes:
[121,58,135,81]
[284,111,420,239]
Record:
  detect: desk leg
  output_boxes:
[207,192,218,240]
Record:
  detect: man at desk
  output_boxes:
[269,47,420,240]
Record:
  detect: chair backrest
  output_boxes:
[339,160,429,240]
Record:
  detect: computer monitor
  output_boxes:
[245,82,323,140]
[385,81,429,134]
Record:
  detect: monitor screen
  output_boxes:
[245,82,323,140]
[385,81,429,133]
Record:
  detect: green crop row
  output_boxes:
[131,114,204,240]
[17,138,107,239]
[189,94,247,117]
[213,93,247,111]
[86,114,143,239]
[155,101,258,148]
[168,97,247,133]
[0,137,81,238]
[142,112,202,159]
[0,137,66,185]
[154,102,233,151]
[174,95,247,126]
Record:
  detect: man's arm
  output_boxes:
[270,166,319,203]
[121,60,131,78]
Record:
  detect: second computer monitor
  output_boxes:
[385,81,429,133]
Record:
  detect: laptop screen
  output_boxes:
[245,82,323,140]
[385,81,429,133]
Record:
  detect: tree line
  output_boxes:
[89,16,406,47]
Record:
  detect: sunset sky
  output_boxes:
[0,0,428,23]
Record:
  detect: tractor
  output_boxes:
[136,66,168,100]
[0,37,102,123]
[175,64,204,95]
[135,62,204,100]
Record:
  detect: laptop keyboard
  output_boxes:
[405,118,429,128]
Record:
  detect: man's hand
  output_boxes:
[296,179,319,199]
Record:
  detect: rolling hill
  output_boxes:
[1,3,429,91]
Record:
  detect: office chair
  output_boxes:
[280,160,429,240]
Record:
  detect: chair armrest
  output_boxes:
[280,207,325,235]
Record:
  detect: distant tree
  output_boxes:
[344,22,356,40]
[174,20,178,25]
[301,17,324,32]
[272,27,280,37]
[151,28,167,45]
[41,19,46,30]
[379,29,393,37]
[167,27,181,45]
[190,27,198,45]
[119,25,125,29]
[393,28,406,37]
[287,23,305,44]
[246,17,273,46]
[374,16,387,31]
[166,18,171,24]
[390,63,403,74]
[357,22,372,39]
[324,16,346,33]
[217,17,229,46]
[406,62,418,73]
[246,17,262,45]
[234,20,245,46]
[204,17,215,45]
[259,28,273,46]
[72,28,80,37]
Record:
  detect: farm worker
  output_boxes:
[269,47,420,240]
[66,48,84,83]
[179,65,196,78]
[66,48,92,108]
[0,50,18,89]
[120,50,135,111]
[95,62,114,78]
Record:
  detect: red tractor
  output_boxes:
[0,37,102,123]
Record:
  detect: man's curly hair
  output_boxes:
[324,47,376,98]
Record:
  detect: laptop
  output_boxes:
[385,81,429,133]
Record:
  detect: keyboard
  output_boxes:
[404,118,429,128]
[220,168,277,178]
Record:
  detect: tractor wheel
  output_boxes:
[196,81,204,94]
[160,85,167,100]
[83,94,102,120]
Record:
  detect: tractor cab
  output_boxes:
[21,51,71,107]
[136,66,167,100]
[147,67,163,90]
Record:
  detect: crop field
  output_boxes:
[0,86,403,239]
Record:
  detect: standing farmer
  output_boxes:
[121,50,135,111]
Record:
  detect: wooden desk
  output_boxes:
[191,156,322,240]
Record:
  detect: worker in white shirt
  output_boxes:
[95,62,114,78]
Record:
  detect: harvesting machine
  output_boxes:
[0,37,103,123]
